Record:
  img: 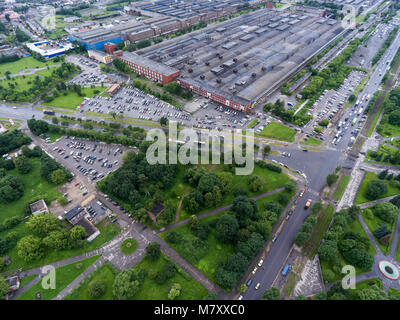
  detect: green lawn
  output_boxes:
[300,137,323,146]
[19,274,37,290]
[387,138,400,149]
[120,238,138,255]
[332,175,350,201]
[160,211,234,285]
[130,253,208,300]
[247,119,259,129]
[18,255,101,300]
[64,263,118,300]
[367,97,385,137]
[361,209,394,255]
[377,121,400,138]
[354,171,400,204]
[0,157,62,224]
[43,87,106,109]
[258,121,296,142]
[0,56,59,75]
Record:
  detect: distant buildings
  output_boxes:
[88,49,113,64]
[117,51,179,85]
[26,40,73,58]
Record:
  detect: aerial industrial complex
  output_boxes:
[126,9,345,112]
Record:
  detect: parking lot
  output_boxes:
[66,54,109,86]
[307,70,365,138]
[47,136,130,187]
[80,86,193,124]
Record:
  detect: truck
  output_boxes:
[282,264,291,276]
[352,117,357,126]
[43,109,55,116]
[365,94,370,101]
[304,199,312,209]
[357,107,363,116]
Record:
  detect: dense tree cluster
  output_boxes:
[365,180,388,201]
[98,151,177,215]
[40,152,72,184]
[319,206,374,282]
[377,88,400,138]
[294,215,317,247]
[0,129,31,156]
[17,214,87,262]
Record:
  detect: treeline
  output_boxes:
[27,119,147,148]
[0,129,31,156]
[372,26,399,66]
[319,206,374,283]
[0,54,20,64]
[15,27,30,43]
[56,4,90,16]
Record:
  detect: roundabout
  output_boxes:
[378,260,400,280]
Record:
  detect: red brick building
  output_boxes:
[117,52,179,85]
[104,42,116,54]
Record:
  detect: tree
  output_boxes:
[215,214,239,243]
[311,202,323,215]
[248,175,263,192]
[145,242,161,261]
[159,117,168,126]
[296,294,307,300]
[262,287,281,300]
[113,269,141,300]
[70,225,87,241]
[284,181,296,193]
[378,169,389,180]
[17,235,44,262]
[50,168,67,185]
[366,180,388,200]
[294,231,310,247]
[326,173,339,186]
[373,225,392,239]
[13,155,32,174]
[88,280,106,298]
[372,202,398,223]
[263,145,271,155]
[203,292,218,300]
[42,230,70,250]
[168,283,181,300]
[318,240,338,262]
[26,213,60,237]
[0,276,8,298]
[357,284,387,300]
[389,110,400,126]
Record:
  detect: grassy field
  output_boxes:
[361,209,394,255]
[19,274,37,290]
[160,211,234,284]
[0,158,62,224]
[377,121,400,138]
[367,97,385,137]
[387,138,400,149]
[354,171,400,204]
[332,175,350,201]
[43,87,106,109]
[18,255,101,300]
[130,253,208,300]
[300,137,323,146]
[120,238,138,255]
[247,119,259,129]
[64,263,118,300]
[258,121,296,142]
[0,56,59,75]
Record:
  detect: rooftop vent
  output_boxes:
[244,63,248,67]
[216,78,221,83]
[251,73,256,77]
[188,68,193,73]
[233,69,238,73]
[200,75,205,79]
